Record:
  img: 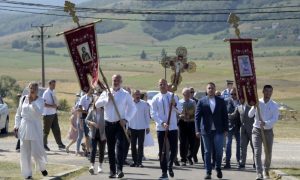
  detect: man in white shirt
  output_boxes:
[129,89,151,168]
[248,85,279,180]
[95,74,136,178]
[43,80,65,151]
[151,79,182,180]
[221,80,234,99]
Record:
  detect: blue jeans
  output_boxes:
[76,121,84,152]
[202,131,224,174]
[225,130,240,164]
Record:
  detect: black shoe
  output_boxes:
[159,173,168,180]
[109,172,116,178]
[216,170,223,179]
[130,163,137,167]
[117,171,124,178]
[204,174,211,179]
[124,160,130,165]
[41,170,48,176]
[188,158,194,165]
[44,145,50,151]
[58,144,66,149]
[223,163,231,169]
[138,164,144,168]
[174,160,180,166]
[193,157,198,163]
[25,176,32,179]
[168,168,174,177]
[238,164,245,169]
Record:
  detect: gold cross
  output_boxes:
[227,13,241,39]
[160,47,196,91]
[64,1,80,27]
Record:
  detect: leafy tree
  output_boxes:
[0,75,21,98]
[161,48,167,58]
[140,50,147,60]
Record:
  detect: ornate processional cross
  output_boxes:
[160,47,196,91]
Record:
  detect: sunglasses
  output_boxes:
[190,91,195,93]
[231,93,237,95]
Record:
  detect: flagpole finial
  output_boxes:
[64,1,80,27]
[227,13,241,39]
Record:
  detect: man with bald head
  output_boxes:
[95,74,136,178]
[151,79,182,180]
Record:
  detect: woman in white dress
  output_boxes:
[14,82,48,179]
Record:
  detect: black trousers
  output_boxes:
[130,128,145,165]
[43,114,63,146]
[157,130,178,173]
[90,130,106,164]
[178,121,195,162]
[105,121,125,173]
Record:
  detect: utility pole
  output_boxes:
[31,24,53,87]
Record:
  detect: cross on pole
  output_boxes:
[160,46,196,91]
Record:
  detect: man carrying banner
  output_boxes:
[248,85,279,180]
[95,74,136,178]
[195,82,228,179]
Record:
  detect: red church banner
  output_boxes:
[229,39,257,106]
[64,23,102,92]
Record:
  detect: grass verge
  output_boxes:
[0,161,79,180]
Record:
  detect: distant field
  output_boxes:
[1,45,300,112]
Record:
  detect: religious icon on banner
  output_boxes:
[238,55,253,77]
[77,42,92,64]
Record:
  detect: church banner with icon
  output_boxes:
[64,23,101,92]
[229,39,257,106]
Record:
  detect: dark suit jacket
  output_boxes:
[195,96,228,135]
[229,104,254,134]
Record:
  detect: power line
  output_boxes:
[0,0,300,13]
[0,7,300,22]
[0,4,300,16]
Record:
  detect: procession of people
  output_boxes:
[13,76,279,180]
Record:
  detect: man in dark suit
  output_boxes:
[195,82,228,179]
[229,99,255,169]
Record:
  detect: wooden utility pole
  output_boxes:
[31,24,53,87]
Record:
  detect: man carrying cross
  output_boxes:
[150,79,182,180]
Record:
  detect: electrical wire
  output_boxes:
[0,7,300,22]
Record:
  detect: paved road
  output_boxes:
[1,135,299,180]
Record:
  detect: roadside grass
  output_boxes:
[0,161,79,180]
[271,168,300,180]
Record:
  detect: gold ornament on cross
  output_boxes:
[160,47,196,91]
[64,1,80,27]
[227,13,241,39]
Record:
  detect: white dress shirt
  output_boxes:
[14,96,45,140]
[95,88,137,122]
[151,92,183,131]
[209,97,216,130]
[129,100,151,130]
[78,94,93,111]
[42,88,57,115]
[248,98,279,129]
